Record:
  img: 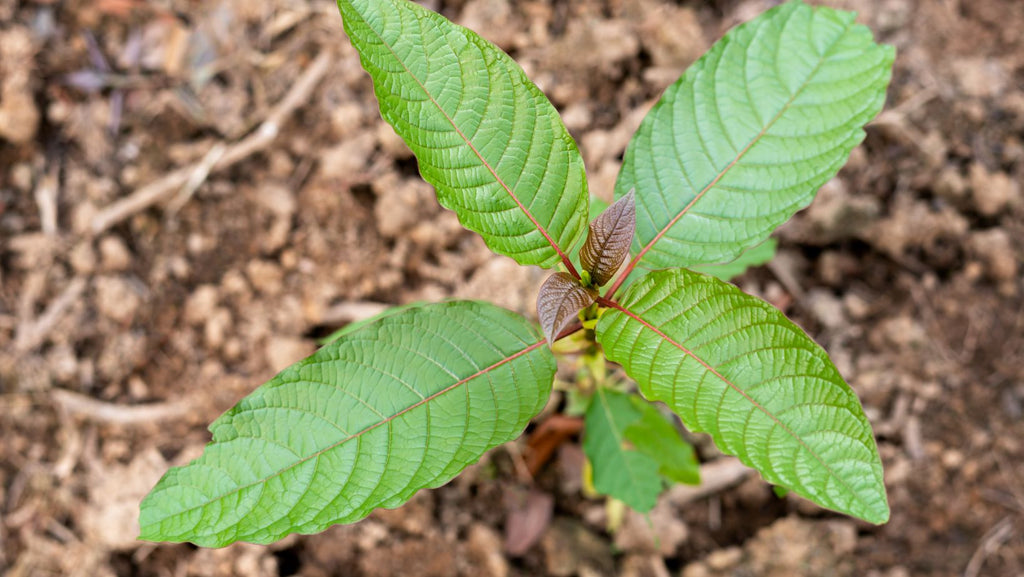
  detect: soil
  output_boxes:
[2,0,1023,576]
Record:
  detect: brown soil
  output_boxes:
[2,0,1023,576]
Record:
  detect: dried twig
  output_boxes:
[90,51,332,234]
[964,516,1015,577]
[51,415,84,481]
[766,251,806,302]
[15,277,87,352]
[51,389,189,426]
[664,458,752,506]
[165,142,226,216]
[319,301,391,325]
[35,163,60,237]
[525,414,583,475]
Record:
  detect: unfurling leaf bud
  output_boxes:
[537,272,597,344]
[579,190,636,287]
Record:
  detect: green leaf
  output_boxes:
[582,388,698,511]
[588,196,610,222]
[690,238,778,282]
[140,301,555,546]
[596,269,888,524]
[623,402,700,486]
[338,0,589,269]
[615,0,894,270]
[583,388,663,512]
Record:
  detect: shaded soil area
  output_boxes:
[1,0,1023,575]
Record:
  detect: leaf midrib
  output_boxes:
[149,339,546,531]
[598,296,871,514]
[611,15,855,296]
[350,1,577,274]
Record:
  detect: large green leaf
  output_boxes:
[140,302,555,546]
[614,0,893,273]
[596,269,888,523]
[583,388,699,512]
[338,0,588,269]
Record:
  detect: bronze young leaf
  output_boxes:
[537,272,597,344]
[579,190,636,287]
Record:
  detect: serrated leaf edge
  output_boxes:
[608,3,892,297]
[596,294,888,523]
[339,0,583,275]
[140,338,548,540]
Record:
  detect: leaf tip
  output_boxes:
[861,492,891,525]
[848,468,890,525]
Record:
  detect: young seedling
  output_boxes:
[140,0,895,547]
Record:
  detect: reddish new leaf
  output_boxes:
[537,272,596,344]
[579,190,636,286]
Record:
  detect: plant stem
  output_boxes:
[603,266,634,300]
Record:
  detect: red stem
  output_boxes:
[603,261,636,300]
[562,256,581,280]
[604,78,812,299]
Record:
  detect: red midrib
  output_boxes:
[159,340,547,529]
[366,17,579,278]
[606,19,852,299]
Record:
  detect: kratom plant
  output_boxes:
[140,0,895,547]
